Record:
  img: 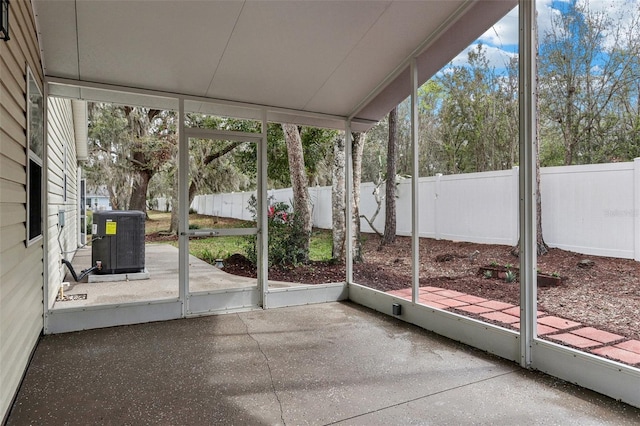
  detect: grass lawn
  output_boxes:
[146,210,333,262]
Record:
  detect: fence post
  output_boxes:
[512,166,520,246]
[635,158,640,261]
[434,173,442,240]
[311,186,319,228]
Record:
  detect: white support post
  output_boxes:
[43,81,51,331]
[634,158,640,261]
[518,0,537,369]
[512,166,520,246]
[259,108,269,307]
[411,58,420,303]
[178,98,188,317]
[434,173,442,240]
[345,122,353,284]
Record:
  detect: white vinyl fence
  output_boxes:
[162,159,640,260]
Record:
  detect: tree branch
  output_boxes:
[360,214,382,237]
[203,141,243,165]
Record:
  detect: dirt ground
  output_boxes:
[220,234,639,342]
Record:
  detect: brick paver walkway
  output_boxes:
[387,286,640,367]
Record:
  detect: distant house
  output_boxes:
[86,186,112,211]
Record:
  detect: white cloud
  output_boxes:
[537,0,566,39]
[478,0,558,46]
[479,6,519,46]
[450,44,517,69]
[577,0,640,49]
[443,0,637,71]
[477,0,637,50]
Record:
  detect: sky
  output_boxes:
[449,0,639,70]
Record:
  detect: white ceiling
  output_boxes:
[33,0,516,131]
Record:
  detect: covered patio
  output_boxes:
[2,0,635,420]
[8,302,639,424]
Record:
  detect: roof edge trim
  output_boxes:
[46,77,373,131]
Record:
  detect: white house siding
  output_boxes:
[46,97,79,308]
[0,0,45,421]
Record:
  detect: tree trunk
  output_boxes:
[351,132,366,262]
[129,167,152,213]
[512,35,548,257]
[282,124,312,259]
[168,141,243,235]
[169,171,180,235]
[535,26,548,256]
[535,162,548,254]
[382,106,398,245]
[125,107,162,213]
[332,134,346,261]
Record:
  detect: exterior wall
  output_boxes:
[46,97,79,308]
[0,0,45,421]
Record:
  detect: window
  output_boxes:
[26,67,44,245]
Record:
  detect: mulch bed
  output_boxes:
[147,232,639,341]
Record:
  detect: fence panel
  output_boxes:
[172,160,640,260]
[541,162,636,259]
[418,177,437,239]
[435,169,517,245]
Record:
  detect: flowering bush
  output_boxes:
[245,196,309,267]
[268,204,289,224]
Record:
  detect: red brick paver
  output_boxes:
[548,333,601,349]
[537,316,581,330]
[454,294,488,304]
[501,307,546,318]
[436,298,469,308]
[512,323,559,335]
[422,301,448,310]
[422,286,444,292]
[536,324,560,335]
[457,305,495,315]
[571,327,624,345]
[615,340,640,355]
[591,347,640,365]
[481,311,520,324]
[419,292,448,302]
[477,300,515,311]
[433,290,466,298]
[502,306,521,317]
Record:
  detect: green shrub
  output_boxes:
[199,248,228,264]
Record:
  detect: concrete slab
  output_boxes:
[55,244,304,309]
[7,302,640,425]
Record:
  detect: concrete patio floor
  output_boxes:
[8,302,640,425]
[55,244,303,309]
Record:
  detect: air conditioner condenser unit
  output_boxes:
[92,210,146,275]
